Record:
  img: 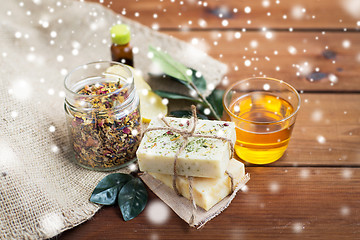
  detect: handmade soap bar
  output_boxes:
[137,117,236,178]
[149,158,245,211]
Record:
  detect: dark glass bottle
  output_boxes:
[110,24,134,67]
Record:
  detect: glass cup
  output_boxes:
[223,77,300,164]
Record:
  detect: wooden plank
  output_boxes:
[164,31,360,91]
[268,93,360,167]
[57,167,360,240]
[86,0,360,29]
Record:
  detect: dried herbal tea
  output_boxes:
[66,81,141,170]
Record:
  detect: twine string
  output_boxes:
[188,176,197,226]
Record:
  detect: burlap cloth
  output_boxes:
[0,0,228,239]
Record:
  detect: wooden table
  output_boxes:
[59,0,360,239]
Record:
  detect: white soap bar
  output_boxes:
[137,117,236,178]
[149,159,245,211]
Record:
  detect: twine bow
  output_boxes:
[142,105,235,225]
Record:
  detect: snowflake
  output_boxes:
[244,6,251,14]
[11,111,19,118]
[56,55,64,62]
[146,200,170,224]
[342,40,351,48]
[49,126,56,132]
[265,32,273,39]
[222,20,229,27]
[288,46,297,55]
[11,80,32,100]
[262,0,270,7]
[269,182,280,193]
[311,110,323,122]
[39,213,65,238]
[291,5,305,19]
[316,135,326,144]
[292,222,304,233]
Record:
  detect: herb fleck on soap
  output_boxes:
[137,117,236,178]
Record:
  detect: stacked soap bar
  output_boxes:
[150,158,245,211]
[136,116,244,211]
[137,117,236,178]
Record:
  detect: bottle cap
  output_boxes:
[110,24,131,45]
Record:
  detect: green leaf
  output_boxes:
[170,110,209,120]
[190,68,207,93]
[149,46,192,84]
[153,90,202,103]
[118,178,148,221]
[205,89,225,118]
[90,173,133,205]
[148,73,192,90]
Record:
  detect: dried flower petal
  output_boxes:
[66,82,141,170]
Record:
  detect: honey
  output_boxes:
[229,92,295,164]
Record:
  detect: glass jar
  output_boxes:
[64,61,141,171]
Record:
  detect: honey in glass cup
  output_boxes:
[223,77,301,164]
